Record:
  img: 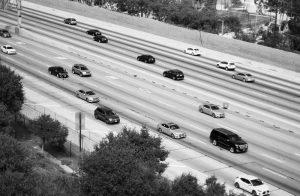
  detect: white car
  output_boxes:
[76,89,99,103]
[234,175,270,196]
[216,61,236,71]
[1,45,16,54]
[183,48,201,56]
[157,122,186,139]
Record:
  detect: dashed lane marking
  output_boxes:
[261,153,284,163]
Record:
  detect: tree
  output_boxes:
[0,133,33,195]
[205,176,227,196]
[0,103,15,136]
[31,114,68,151]
[0,64,24,113]
[171,173,205,196]
[80,127,170,196]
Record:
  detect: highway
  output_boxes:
[1,3,300,195]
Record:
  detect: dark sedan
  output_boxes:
[0,29,11,38]
[86,29,101,36]
[163,69,184,80]
[137,55,155,64]
[93,35,108,43]
[64,18,77,25]
[48,66,68,78]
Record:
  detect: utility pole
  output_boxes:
[16,0,22,34]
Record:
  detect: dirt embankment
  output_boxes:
[24,0,300,72]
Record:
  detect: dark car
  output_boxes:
[0,29,11,38]
[209,128,248,153]
[94,106,120,124]
[163,69,184,80]
[137,55,155,64]
[48,66,68,78]
[86,29,101,36]
[64,18,77,25]
[93,35,108,43]
[72,64,91,77]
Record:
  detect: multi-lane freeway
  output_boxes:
[1,2,300,195]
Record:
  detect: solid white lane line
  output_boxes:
[294,153,300,157]
[261,153,284,163]
[262,168,287,179]
[157,100,175,108]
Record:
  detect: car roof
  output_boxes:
[79,88,93,92]
[51,66,64,69]
[95,35,105,37]
[212,128,236,136]
[88,29,99,32]
[166,122,178,126]
[98,106,113,111]
[74,64,86,67]
[0,29,9,32]
[238,174,259,180]
[205,103,218,107]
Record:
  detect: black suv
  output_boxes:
[94,106,120,124]
[93,35,108,43]
[0,29,11,38]
[209,128,248,153]
[86,29,101,36]
[163,69,184,80]
[48,66,68,78]
[137,55,155,64]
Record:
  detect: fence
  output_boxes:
[20,103,98,153]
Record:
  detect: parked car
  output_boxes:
[137,54,155,63]
[209,128,248,153]
[86,29,101,36]
[94,106,120,124]
[48,66,68,78]
[64,18,77,25]
[157,122,186,139]
[1,45,16,54]
[199,103,225,118]
[234,175,270,196]
[0,29,11,38]
[183,48,201,56]
[72,64,91,77]
[163,69,184,80]
[232,72,255,82]
[76,89,99,103]
[216,61,236,71]
[93,35,108,43]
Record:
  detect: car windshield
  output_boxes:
[86,91,95,95]
[57,68,64,72]
[251,179,263,186]
[170,124,179,130]
[230,63,235,65]
[246,74,252,77]
[106,111,116,116]
[211,105,219,110]
[80,67,88,70]
[194,49,199,51]
[7,46,13,49]
[229,135,240,141]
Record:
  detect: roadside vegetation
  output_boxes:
[70,0,300,52]
[0,63,246,195]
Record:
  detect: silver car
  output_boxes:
[72,64,91,77]
[1,45,16,55]
[216,61,236,71]
[76,89,99,103]
[199,103,225,118]
[157,122,186,139]
[232,72,255,82]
